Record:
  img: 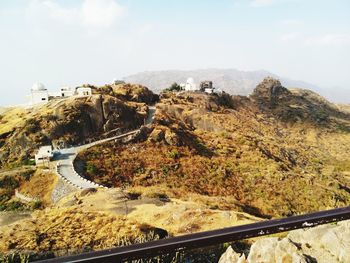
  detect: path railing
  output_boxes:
[38,206,350,263]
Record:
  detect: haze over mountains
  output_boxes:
[123,69,348,103]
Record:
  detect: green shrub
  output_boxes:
[0,200,25,211]
[31,200,42,210]
[23,159,36,166]
[0,176,19,189]
[168,149,180,159]
[161,165,170,176]
[0,193,10,203]
[163,82,182,93]
[86,163,97,175]
[25,119,40,133]
[20,169,35,180]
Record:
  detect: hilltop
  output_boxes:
[123,68,327,98]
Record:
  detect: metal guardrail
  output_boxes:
[38,206,350,263]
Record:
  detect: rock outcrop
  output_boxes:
[250,77,350,126]
[251,77,291,108]
[97,83,159,105]
[219,220,350,263]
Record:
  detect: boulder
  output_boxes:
[131,126,153,142]
[219,246,247,263]
[148,128,164,142]
[247,237,307,263]
[219,220,350,263]
[164,129,180,146]
[287,220,350,263]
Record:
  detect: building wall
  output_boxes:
[35,146,53,165]
[185,83,198,91]
[35,156,50,165]
[31,90,49,105]
[76,88,92,96]
[204,88,214,94]
[60,88,75,97]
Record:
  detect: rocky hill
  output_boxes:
[1,78,350,261]
[78,78,350,218]
[123,68,322,97]
[0,83,156,168]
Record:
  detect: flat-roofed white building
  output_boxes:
[35,145,53,166]
[76,87,92,96]
[204,88,215,94]
[30,82,49,105]
[60,86,75,97]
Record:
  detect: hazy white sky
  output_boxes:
[0,0,349,105]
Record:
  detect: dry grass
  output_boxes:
[0,187,260,255]
[0,207,149,253]
[19,170,57,206]
[78,93,350,218]
[127,197,261,236]
[0,107,28,135]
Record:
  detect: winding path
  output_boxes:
[54,106,156,189]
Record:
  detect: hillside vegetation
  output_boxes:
[78,78,350,218]
[1,78,350,260]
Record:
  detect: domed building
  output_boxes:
[184,77,198,91]
[30,82,49,105]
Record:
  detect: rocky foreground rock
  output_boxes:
[219,220,350,263]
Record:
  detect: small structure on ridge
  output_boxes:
[35,145,54,166]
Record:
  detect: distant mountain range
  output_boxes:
[123,69,347,103]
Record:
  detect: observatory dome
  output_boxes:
[186,77,195,84]
[31,82,47,91]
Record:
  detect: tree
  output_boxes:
[163,82,182,93]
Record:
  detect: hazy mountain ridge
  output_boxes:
[123,68,321,97]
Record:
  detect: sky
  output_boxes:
[0,0,350,106]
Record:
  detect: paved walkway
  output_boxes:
[54,106,155,189]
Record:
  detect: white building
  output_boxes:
[28,83,93,105]
[60,86,75,97]
[200,81,215,94]
[30,82,49,105]
[35,145,53,166]
[184,77,199,91]
[76,87,92,96]
[204,88,214,94]
[216,88,223,94]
